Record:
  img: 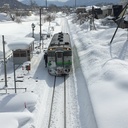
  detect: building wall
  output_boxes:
[13,42,34,64]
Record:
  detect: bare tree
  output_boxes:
[120,0,128,5]
[29,0,38,10]
[43,13,55,37]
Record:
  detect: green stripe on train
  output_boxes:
[57,61,72,66]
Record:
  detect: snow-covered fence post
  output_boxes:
[13,63,17,93]
[24,102,27,108]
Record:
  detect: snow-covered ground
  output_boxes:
[69,15,128,128]
[0,11,128,128]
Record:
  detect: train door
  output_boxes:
[55,51,64,67]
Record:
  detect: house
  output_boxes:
[8,37,35,64]
[75,7,86,14]
[101,5,112,18]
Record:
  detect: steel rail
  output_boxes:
[48,76,56,128]
[48,75,67,128]
[64,75,66,128]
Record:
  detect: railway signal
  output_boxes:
[31,23,35,38]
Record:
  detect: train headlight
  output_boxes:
[65,69,70,73]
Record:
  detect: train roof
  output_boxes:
[49,32,71,47]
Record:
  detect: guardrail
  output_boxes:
[0,87,27,94]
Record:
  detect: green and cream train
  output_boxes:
[47,32,72,76]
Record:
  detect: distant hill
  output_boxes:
[0,0,29,9]
[0,0,121,9]
[18,0,55,6]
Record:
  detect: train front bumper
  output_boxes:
[48,67,71,76]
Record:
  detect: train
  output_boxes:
[47,32,72,76]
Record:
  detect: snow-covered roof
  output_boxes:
[8,37,35,50]
[86,5,100,11]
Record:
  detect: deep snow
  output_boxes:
[0,11,128,128]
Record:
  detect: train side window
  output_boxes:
[13,52,20,57]
[27,50,30,54]
[21,51,26,57]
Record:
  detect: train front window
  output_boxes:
[56,52,63,58]
[64,51,72,56]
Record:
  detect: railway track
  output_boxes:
[48,75,67,128]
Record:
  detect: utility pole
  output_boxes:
[40,8,42,41]
[75,0,76,9]
[39,8,42,52]
[46,0,47,10]
[2,35,7,88]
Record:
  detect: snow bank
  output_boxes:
[0,92,38,127]
[73,45,98,128]
[0,110,33,128]
[0,92,38,112]
[69,14,128,128]
[0,13,11,21]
